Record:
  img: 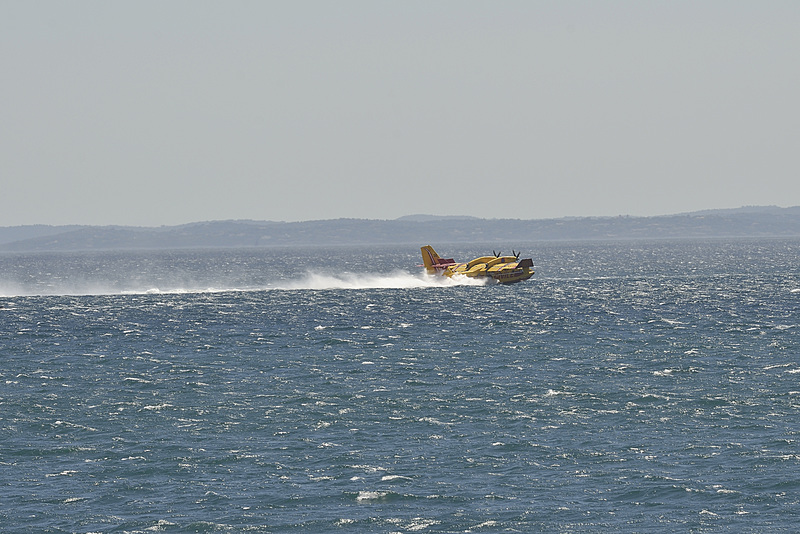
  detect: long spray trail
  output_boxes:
[0,271,487,297]
[278,271,488,290]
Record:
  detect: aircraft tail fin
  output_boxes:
[420,246,440,269]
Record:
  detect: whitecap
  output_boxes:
[764,363,793,370]
[46,470,78,477]
[142,403,173,411]
[419,417,451,426]
[406,518,440,531]
[381,475,412,482]
[356,491,387,501]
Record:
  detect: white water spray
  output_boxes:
[277,271,488,290]
[0,271,487,297]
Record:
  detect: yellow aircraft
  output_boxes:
[421,245,535,284]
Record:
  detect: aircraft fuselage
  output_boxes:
[421,246,535,284]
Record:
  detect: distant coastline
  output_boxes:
[2,206,800,252]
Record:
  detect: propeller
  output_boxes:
[512,249,520,260]
[493,250,501,258]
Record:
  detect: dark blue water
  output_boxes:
[2,240,799,532]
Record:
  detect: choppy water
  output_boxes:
[1,239,799,532]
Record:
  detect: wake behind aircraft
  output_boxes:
[421,245,535,284]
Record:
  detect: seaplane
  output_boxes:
[421,245,535,284]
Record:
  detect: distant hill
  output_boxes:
[395,214,481,222]
[679,205,800,216]
[2,206,800,252]
[0,224,88,244]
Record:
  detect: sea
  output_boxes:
[1,238,799,533]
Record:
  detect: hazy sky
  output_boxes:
[2,1,799,226]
